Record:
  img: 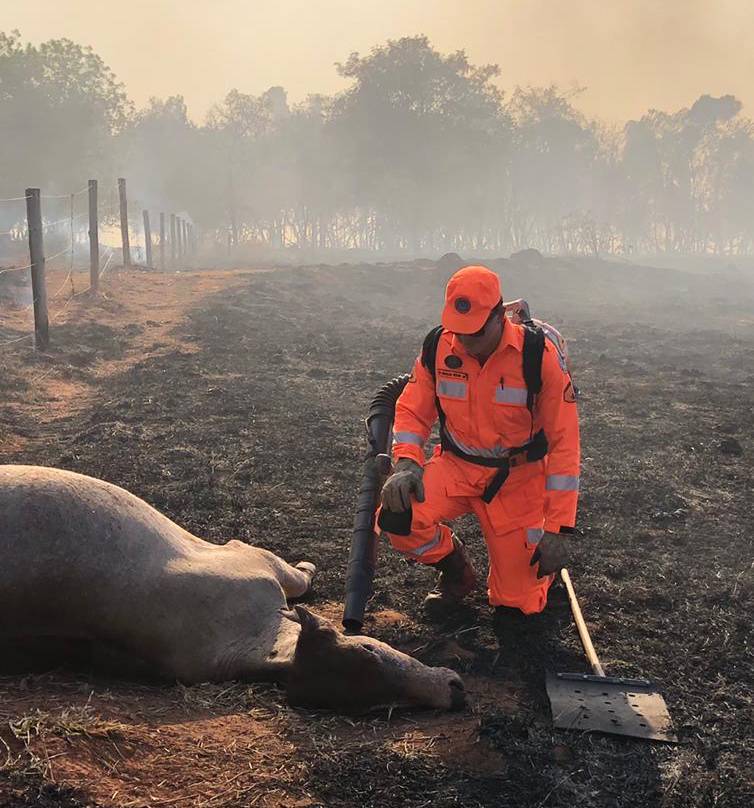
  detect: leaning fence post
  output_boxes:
[142,209,153,268]
[88,179,99,291]
[25,188,49,350]
[118,178,131,267]
[170,213,176,267]
[159,212,166,271]
[176,216,183,260]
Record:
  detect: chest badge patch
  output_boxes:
[445,355,463,369]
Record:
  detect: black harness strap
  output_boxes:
[441,424,548,503]
[520,321,545,413]
[420,325,444,374]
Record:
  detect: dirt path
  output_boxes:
[1,267,254,454]
[1,257,752,807]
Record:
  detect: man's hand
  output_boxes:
[529,531,569,578]
[381,458,425,512]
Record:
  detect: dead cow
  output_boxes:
[0,465,464,711]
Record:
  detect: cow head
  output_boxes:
[284,606,465,712]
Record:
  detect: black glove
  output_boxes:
[529,531,569,578]
[380,458,425,512]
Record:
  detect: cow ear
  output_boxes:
[294,605,333,637]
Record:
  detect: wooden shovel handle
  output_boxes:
[560,568,606,677]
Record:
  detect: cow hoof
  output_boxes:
[295,561,316,580]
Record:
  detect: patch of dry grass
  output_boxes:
[3,701,129,782]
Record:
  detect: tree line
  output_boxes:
[2,30,753,257]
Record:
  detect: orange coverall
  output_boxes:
[384,318,580,613]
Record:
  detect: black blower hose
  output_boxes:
[342,374,410,634]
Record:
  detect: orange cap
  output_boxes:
[441,265,502,334]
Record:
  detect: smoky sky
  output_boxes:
[7,0,753,122]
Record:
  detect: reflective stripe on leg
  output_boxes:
[385,522,454,565]
[526,527,544,544]
[405,527,442,558]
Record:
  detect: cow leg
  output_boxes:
[253,547,316,599]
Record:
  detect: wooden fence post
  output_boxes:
[142,209,153,268]
[159,212,165,270]
[88,179,99,291]
[170,214,176,267]
[25,188,49,350]
[118,178,131,267]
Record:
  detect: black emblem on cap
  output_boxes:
[454,296,471,313]
[445,355,463,369]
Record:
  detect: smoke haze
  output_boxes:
[7,0,754,123]
[2,6,754,260]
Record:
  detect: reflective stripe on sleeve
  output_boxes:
[546,474,580,491]
[437,380,467,399]
[393,431,425,446]
[526,527,544,544]
[494,386,528,406]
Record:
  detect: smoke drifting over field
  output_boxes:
[2,26,754,259]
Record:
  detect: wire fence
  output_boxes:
[1,178,197,351]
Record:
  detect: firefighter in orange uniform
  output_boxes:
[379,265,580,617]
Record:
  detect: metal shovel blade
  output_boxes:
[546,671,676,742]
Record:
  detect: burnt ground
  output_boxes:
[0,256,753,807]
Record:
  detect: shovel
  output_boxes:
[546,569,676,742]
